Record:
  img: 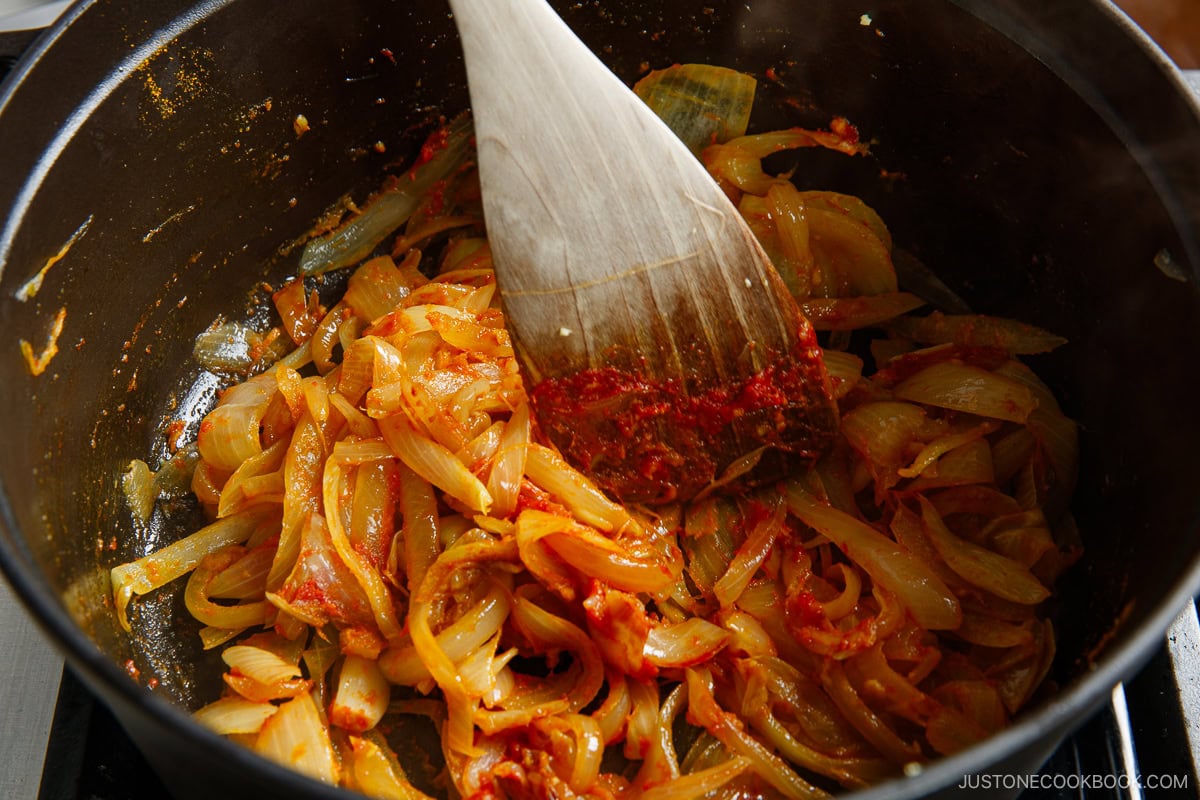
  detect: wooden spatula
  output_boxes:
[448,0,838,504]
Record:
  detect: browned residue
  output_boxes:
[142,205,197,244]
[260,153,291,181]
[138,45,214,122]
[166,419,187,453]
[233,97,275,134]
[17,216,92,302]
[20,306,68,376]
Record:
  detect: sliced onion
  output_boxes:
[397,462,441,595]
[198,373,277,472]
[995,360,1079,516]
[592,674,631,745]
[904,438,996,491]
[641,757,750,800]
[506,593,604,715]
[991,427,1038,486]
[330,654,391,733]
[716,122,867,161]
[484,404,530,518]
[207,545,274,600]
[623,677,660,761]
[516,509,676,595]
[323,455,406,642]
[643,618,731,668]
[705,121,867,195]
[122,459,156,524]
[819,659,921,764]
[714,499,784,607]
[378,583,509,686]
[804,205,897,297]
[956,611,1036,648]
[524,444,632,533]
[379,412,493,514]
[347,734,433,800]
[682,496,737,593]
[217,439,287,519]
[802,293,924,332]
[310,303,352,374]
[255,692,339,785]
[840,401,936,470]
[785,484,961,630]
[299,114,474,276]
[894,361,1037,424]
[111,509,272,631]
[391,216,479,260]
[194,696,279,736]
[185,552,272,630]
[888,311,1067,355]
[427,309,513,358]
[634,63,756,155]
[899,421,1000,479]
[193,321,292,375]
[685,667,828,800]
[750,188,811,300]
[153,443,202,499]
[223,644,301,685]
[918,496,1049,605]
[344,254,413,323]
[718,609,778,659]
[271,277,320,345]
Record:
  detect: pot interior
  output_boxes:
[2,0,1200,796]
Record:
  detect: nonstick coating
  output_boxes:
[2,1,1200,798]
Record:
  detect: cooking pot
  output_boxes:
[2,1,1200,798]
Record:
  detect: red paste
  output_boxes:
[529,340,837,504]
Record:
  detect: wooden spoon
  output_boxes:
[448,0,838,504]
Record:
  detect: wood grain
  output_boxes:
[448,0,837,501]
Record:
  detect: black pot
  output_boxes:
[2,1,1199,798]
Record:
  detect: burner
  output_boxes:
[37,670,169,800]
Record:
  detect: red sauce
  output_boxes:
[741,498,775,530]
[583,581,656,681]
[528,340,836,504]
[292,578,327,605]
[829,116,860,144]
[786,589,827,629]
[515,481,572,518]
[165,419,187,453]
[410,126,451,175]
[423,179,448,216]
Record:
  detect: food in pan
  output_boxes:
[112,64,1080,798]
